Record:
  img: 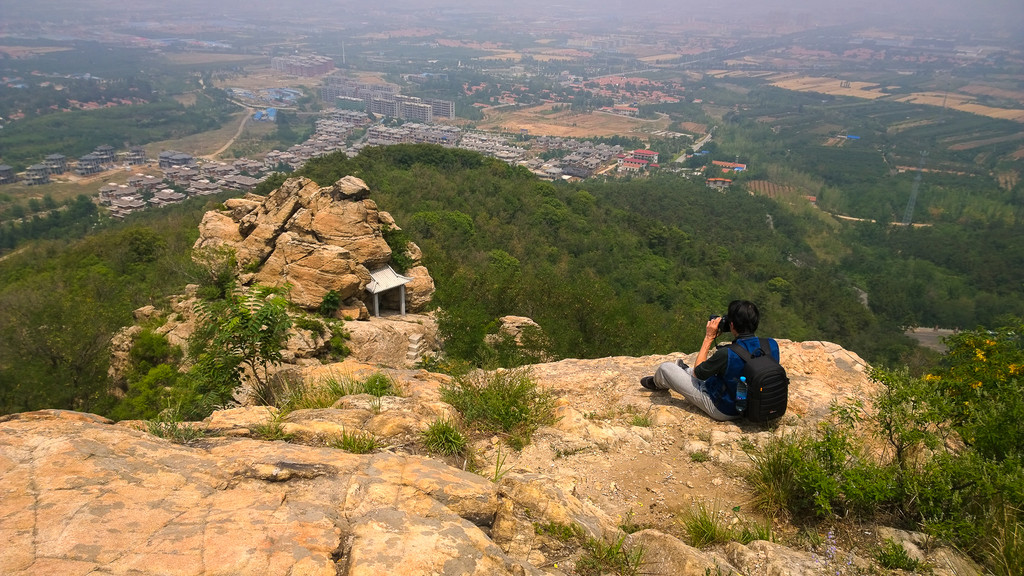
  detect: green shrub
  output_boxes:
[381,225,415,272]
[361,372,397,397]
[440,367,555,449]
[745,403,901,520]
[318,290,341,317]
[129,329,180,374]
[294,315,326,336]
[745,435,800,515]
[871,325,1024,568]
[875,539,924,572]
[112,364,180,421]
[421,418,467,456]
[327,334,351,358]
[186,284,292,415]
[190,245,237,300]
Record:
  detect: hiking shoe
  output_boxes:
[640,376,658,390]
[676,359,690,370]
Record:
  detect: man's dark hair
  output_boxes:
[727,300,760,334]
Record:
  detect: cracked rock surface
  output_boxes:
[0,343,983,575]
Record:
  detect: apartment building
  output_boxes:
[158,151,195,170]
[24,164,50,186]
[121,146,147,166]
[271,54,334,76]
[0,165,15,185]
[76,154,103,176]
[44,154,67,175]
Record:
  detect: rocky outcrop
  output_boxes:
[107,175,444,383]
[193,175,433,314]
[1,343,981,575]
[0,410,559,576]
[343,313,440,367]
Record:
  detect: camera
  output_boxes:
[709,315,729,333]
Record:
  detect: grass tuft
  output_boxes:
[440,367,555,450]
[690,451,711,463]
[147,419,208,444]
[744,435,798,516]
[250,412,293,441]
[329,429,379,454]
[575,535,645,576]
[680,500,734,548]
[875,539,924,572]
[421,417,467,456]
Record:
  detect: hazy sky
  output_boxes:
[3,0,1022,32]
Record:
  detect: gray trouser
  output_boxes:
[653,362,739,421]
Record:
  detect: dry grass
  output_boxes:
[769,75,888,99]
[948,132,1024,151]
[754,72,1024,123]
[477,51,521,61]
[0,46,72,58]
[162,53,264,66]
[959,84,1024,105]
[478,103,670,139]
[145,111,251,158]
[638,53,682,63]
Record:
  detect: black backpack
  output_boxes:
[729,338,789,422]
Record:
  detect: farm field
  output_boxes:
[0,45,72,58]
[716,70,1024,123]
[162,53,264,66]
[478,103,671,138]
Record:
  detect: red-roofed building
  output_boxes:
[707,177,732,189]
[631,149,659,163]
[618,157,650,173]
[712,160,747,172]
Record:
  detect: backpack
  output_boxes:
[729,338,789,422]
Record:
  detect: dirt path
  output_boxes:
[205,105,253,159]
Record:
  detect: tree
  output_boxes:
[0,269,124,415]
[184,284,292,416]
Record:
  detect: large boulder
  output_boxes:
[0,410,550,576]
[192,175,432,313]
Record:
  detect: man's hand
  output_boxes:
[704,318,721,341]
[696,318,720,366]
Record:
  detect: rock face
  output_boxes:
[193,175,434,314]
[1,344,982,576]
[0,410,557,576]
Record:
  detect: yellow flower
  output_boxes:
[971,381,982,390]
[975,350,986,361]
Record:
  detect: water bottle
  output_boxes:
[736,376,748,412]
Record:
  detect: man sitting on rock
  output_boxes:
[640,300,780,421]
